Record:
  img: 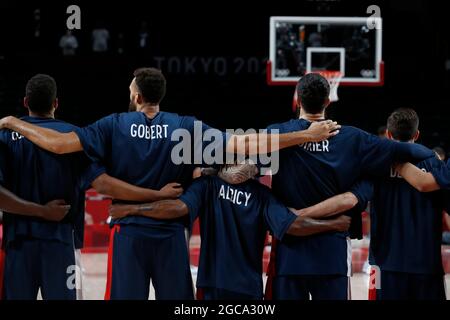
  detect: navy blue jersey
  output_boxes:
[267,118,434,276]
[179,176,297,297]
[74,111,228,233]
[0,116,104,248]
[431,158,450,190]
[366,156,446,275]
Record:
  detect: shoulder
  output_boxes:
[186,176,212,193]
[340,125,369,137]
[267,119,302,132]
[25,117,80,133]
[418,154,443,169]
[245,179,273,198]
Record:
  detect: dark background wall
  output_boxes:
[0,0,449,151]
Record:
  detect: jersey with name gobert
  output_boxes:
[267,118,434,276]
[74,111,228,234]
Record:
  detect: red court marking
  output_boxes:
[104,225,120,300]
[196,287,204,300]
[0,246,5,300]
[264,238,278,300]
[368,267,377,300]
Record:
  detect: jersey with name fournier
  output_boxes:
[266,118,434,276]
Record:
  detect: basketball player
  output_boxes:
[292,108,448,300]
[256,74,435,300]
[0,68,340,300]
[0,188,70,222]
[108,162,352,300]
[0,74,183,300]
[0,143,70,300]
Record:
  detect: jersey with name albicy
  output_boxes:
[266,118,434,276]
[355,156,449,275]
[0,116,104,249]
[179,176,296,297]
[74,111,229,235]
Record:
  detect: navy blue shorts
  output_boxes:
[197,287,261,300]
[105,224,194,300]
[375,270,446,300]
[2,238,77,300]
[272,275,350,300]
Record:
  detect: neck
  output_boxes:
[396,139,415,144]
[139,104,160,118]
[29,111,54,119]
[298,109,326,122]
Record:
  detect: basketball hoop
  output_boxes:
[314,70,343,102]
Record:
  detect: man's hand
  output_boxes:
[0,116,14,130]
[109,204,135,220]
[159,183,183,199]
[305,120,341,142]
[333,215,351,232]
[40,200,70,222]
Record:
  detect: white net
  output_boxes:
[316,71,343,102]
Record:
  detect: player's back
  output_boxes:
[267,118,433,276]
[183,176,295,298]
[270,119,401,207]
[370,156,446,275]
[0,116,89,246]
[98,111,197,189]
[76,111,227,230]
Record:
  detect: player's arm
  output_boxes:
[290,192,359,219]
[91,173,183,202]
[290,179,372,220]
[0,185,70,221]
[109,200,188,220]
[226,120,340,155]
[395,162,440,192]
[286,215,351,236]
[0,116,82,154]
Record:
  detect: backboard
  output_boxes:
[268,16,383,86]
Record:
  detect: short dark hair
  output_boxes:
[25,74,57,113]
[133,68,166,104]
[386,108,419,142]
[296,73,330,114]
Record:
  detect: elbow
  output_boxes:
[416,183,438,193]
[91,174,110,196]
[343,192,359,210]
[415,184,426,193]
[49,141,67,155]
[52,146,66,155]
